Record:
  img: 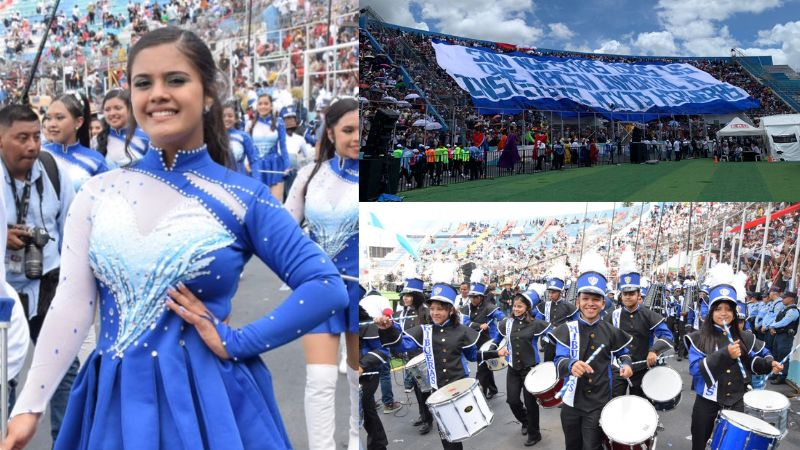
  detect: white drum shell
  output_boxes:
[426,378,494,442]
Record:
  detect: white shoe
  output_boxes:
[305,364,338,450]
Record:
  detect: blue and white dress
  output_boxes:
[285,154,358,334]
[11,145,349,450]
[228,128,257,175]
[43,142,109,192]
[250,116,288,187]
[104,127,150,168]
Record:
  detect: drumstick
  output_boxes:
[257,170,289,174]
[555,344,605,399]
[624,354,677,366]
[778,342,800,366]
[721,320,748,380]
[358,315,418,326]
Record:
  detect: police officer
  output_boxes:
[768,291,798,385]
[461,281,505,399]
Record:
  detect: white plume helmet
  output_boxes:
[470,268,485,284]
[706,263,734,289]
[733,271,748,301]
[579,251,607,277]
[403,263,419,280]
[431,262,456,285]
[618,249,638,276]
[547,262,569,280]
[529,282,547,299]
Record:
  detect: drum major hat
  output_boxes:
[402,277,424,293]
[618,249,640,292]
[706,263,738,311]
[576,252,607,297]
[468,282,487,297]
[429,283,458,305]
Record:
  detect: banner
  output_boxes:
[432,40,760,116]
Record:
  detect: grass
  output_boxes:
[399,159,800,201]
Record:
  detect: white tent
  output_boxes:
[716,117,764,138]
[761,114,800,161]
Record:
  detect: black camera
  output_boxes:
[23,227,53,280]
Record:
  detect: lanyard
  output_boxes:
[8,171,33,225]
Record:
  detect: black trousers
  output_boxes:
[18,269,60,343]
[561,404,603,450]
[690,394,743,450]
[413,378,432,425]
[543,341,556,362]
[476,358,498,395]
[361,374,388,450]
[612,368,646,398]
[507,366,540,437]
[772,333,793,379]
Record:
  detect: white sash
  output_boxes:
[693,302,700,329]
[612,308,621,329]
[701,345,719,402]
[505,318,514,368]
[422,325,438,390]
[545,301,553,323]
[562,320,580,407]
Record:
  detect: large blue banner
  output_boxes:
[432,40,760,118]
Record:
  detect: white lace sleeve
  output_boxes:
[10,179,98,418]
[283,163,313,224]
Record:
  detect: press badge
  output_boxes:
[6,248,24,274]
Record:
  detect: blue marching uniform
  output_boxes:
[250,116,289,187]
[104,127,149,168]
[227,128,257,175]
[43,142,109,192]
[11,145,349,450]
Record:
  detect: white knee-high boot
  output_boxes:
[305,364,339,450]
[347,366,361,450]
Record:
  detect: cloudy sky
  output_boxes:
[362,0,800,70]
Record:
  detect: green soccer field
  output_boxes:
[398,159,800,201]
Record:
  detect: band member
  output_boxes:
[685,263,783,450]
[461,281,505,399]
[359,305,389,450]
[549,253,634,450]
[535,263,576,361]
[395,277,433,433]
[607,252,673,398]
[375,280,480,450]
[483,285,549,446]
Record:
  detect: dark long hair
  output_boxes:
[513,294,534,323]
[697,299,742,354]
[302,97,358,197]
[96,89,131,157]
[248,93,276,134]
[52,92,92,148]
[223,100,243,129]
[125,27,231,168]
[428,300,461,327]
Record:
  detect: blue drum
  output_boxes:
[708,410,781,450]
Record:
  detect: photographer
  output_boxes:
[1,103,77,445]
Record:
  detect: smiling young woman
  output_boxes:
[2,27,349,450]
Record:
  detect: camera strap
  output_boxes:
[8,170,32,225]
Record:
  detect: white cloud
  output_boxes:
[548,23,574,41]
[416,0,542,45]
[360,0,429,31]
[655,0,783,28]
[593,40,631,55]
[751,21,800,70]
[634,31,678,56]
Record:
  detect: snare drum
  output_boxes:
[708,410,781,450]
[426,378,494,443]
[600,395,659,450]
[406,353,432,393]
[479,339,508,371]
[641,366,683,411]
[524,362,564,408]
[744,390,791,438]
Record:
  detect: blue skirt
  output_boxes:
[55,328,292,449]
[309,278,359,335]
[251,154,287,187]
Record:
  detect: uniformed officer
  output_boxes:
[768,291,799,385]
[684,263,783,450]
[549,253,634,450]
[535,264,577,361]
[483,285,550,446]
[607,255,673,398]
[461,281,506,399]
[375,282,480,450]
[759,285,786,352]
